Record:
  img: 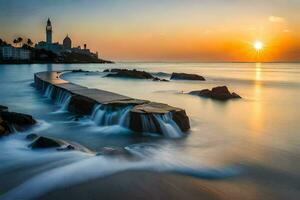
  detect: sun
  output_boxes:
[254,41,264,51]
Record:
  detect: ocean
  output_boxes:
[0,63,299,200]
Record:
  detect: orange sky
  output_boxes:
[1,0,300,62]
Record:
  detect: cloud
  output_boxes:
[269,16,285,23]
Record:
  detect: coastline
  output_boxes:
[0,60,114,65]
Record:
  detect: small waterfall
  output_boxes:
[44,85,54,98]
[91,104,132,127]
[43,85,72,112]
[141,113,183,138]
[54,89,72,111]
[154,113,183,138]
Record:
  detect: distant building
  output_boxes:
[63,35,72,49]
[0,45,31,60]
[35,18,99,58]
[46,18,52,44]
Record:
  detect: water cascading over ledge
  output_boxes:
[34,71,191,137]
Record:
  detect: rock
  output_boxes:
[0,125,7,136]
[0,112,36,126]
[171,73,205,81]
[105,69,154,79]
[190,86,241,100]
[29,136,94,154]
[72,69,89,73]
[0,117,10,136]
[0,105,8,112]
[152,77,170,82]
[0,111,36,132]
[29,136,64,149]
[103,69,110,72]
[26,133,38,140]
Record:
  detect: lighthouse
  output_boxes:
[46,18,52,44]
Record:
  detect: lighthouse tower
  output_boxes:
[46,18,52,44]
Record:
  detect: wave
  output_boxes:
[0,154,242,200]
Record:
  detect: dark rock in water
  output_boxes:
[26,133,38,140]
[0,105,8,112]
[189,89,210,96]
[152,77,170,82]
[103,69,110,72]
[190,86,241,100]
[0,125,6,136]
[72,69,89,73]
[29,136,94,154]
[0,112,36,126]
[0,105,37,136]
[0,118,9,136]
[29,136,63,149]
[172,110,190,132]
[105,69,154,79]
[171,73,205,81]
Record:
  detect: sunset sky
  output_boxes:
[1,0,300,62]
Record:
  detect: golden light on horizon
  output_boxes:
[254,41,264,51]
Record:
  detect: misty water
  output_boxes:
[0,63,299,199]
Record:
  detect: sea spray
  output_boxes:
[0,152,242,200]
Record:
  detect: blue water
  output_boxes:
[0,63,299,199]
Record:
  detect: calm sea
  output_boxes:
[0,63,299,199]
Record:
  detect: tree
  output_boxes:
[27,38,33,47]
[13,37,23,47]
[13,38,18,46]
[17,37,23,47]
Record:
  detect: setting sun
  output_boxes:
[254,41,264,51]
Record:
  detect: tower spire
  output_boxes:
[46,18,52,44]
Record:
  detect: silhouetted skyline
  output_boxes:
[1,0,300,62]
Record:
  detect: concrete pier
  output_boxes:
[34,71,190,134]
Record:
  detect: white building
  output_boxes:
[0,45,31,60]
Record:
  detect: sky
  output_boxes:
[0,0,300,62]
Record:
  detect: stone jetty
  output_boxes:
[34,71,190,135]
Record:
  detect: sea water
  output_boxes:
[0,63,299,199]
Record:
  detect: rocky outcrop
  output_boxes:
[0,117,9,136]
[0,105,8,112]
[152,77,169,82]
[29,136,63,149]
[29,136,94,154]
[0,105,37,136]
[171,73,205,81]
[105,69,154,79]
[190,86,241,100]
